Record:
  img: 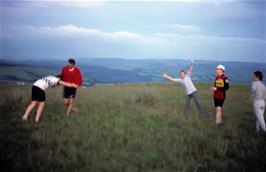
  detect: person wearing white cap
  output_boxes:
[251,71,266,132]
[162,59,205,115]
[210,65,229,125]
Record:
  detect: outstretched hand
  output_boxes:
[190,59,194,64]
[210,87,217,91]
[162,73,168,78]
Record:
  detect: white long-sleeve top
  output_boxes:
[173,71,197,95]
[252,81,266,101]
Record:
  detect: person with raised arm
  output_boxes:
[162,59,204,115]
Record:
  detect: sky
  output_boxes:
[0,0,265,62]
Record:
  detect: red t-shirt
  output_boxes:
[61,66,83,86]
[213,74,229,100]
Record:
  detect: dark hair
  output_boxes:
[254,71,263,81]
[56,74,63,80]
[68,58,76,65]
[179,70,186,74]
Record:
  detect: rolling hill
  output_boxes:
[0,58,265,85]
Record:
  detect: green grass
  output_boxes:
[0,83,265,172]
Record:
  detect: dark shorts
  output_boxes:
[214,98,225,107]
[63,87,77,99]
[32,86,45,102]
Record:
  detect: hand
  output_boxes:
[71,83,79,88]
[190,59,194,64]
[162,73,168,78]
[210,87,217,91]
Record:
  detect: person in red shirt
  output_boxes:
[61,58,83,115]
[210,65,229,125]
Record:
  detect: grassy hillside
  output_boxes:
[0,66,57,82]
[0,83,265,172]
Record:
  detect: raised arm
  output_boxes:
[187,59,194,73]
[162,73,179,82]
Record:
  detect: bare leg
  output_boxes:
[22,101,37,121]
[64,98,70,106]
[66,98,74,116]
[35,102,45,122]
[64,98,70,115]
[216,106,222,124]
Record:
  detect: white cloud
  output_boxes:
[16,24,166,45]
[9,0,105,9]
[3,24,265,61]
[6,24,265,46]
[155,33,265,61]
[156,33,265,44]
[170,24,201,33]
[19,0,241,5]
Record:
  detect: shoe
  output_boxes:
[35,119,40,123]
[72,107,79,112]
[216,123,223,127]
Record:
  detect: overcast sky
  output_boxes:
[0,0,265,62]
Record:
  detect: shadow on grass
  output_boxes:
[224,111,266,171]
[0,93,48,172]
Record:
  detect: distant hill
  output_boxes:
[0,58,265,85]
[0,60,58,83]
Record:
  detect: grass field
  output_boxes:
[0,83,265,172]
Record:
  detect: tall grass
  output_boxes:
[0,83,265,172]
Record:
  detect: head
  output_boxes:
[68,58,76,69]
[216,65,225,76]
[179,70,187,79]
[56,74,63,80]
[253,71,263,81]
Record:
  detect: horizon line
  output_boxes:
[0,56,265,64]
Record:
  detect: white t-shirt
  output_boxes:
[252,81,266,101]
[33,75,60,91]
[172,71,197,95]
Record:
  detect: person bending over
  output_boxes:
[22,75,78,122]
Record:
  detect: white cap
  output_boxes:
[216,65,225,71]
